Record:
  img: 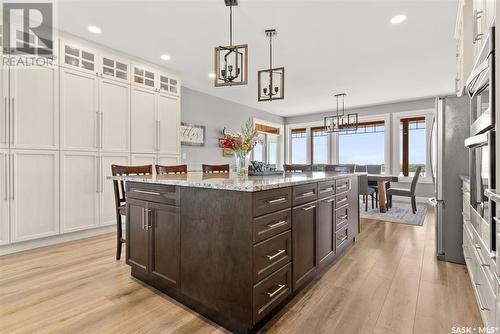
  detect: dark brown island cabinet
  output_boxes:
[123,174,359,334]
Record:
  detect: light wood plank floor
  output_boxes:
[0,208,482,334]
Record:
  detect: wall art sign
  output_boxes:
[180,122,205,146]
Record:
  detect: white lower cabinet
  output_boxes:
[60,151,99,233]
[0,150,9,245]
[100,78,130,152]
[100,153,130,226]
[158,155,180,166]
[131,153,157,167]
[10,150,59,242]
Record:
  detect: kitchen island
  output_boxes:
[109,172,360,333]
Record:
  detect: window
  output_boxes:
[253,133,265,162]
[291,128,307,164]
[399,117,426,177]
[252,123,281,166]
[311,127,328,164]
[338,121,385,171]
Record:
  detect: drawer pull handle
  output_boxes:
[266,284,286,298]
[465,256,472,260]
[267,220,288,229]
[481,263,490,267]
[267,249,286,261]
[298,191,315,198]
[338,214,348,220]
[475,244,481,250]
[337,235,348,242]
[267,197,286,204]
[320,187,333,193]
[337,197,348,204]
[303,205,316,211]
[326,198,335,203]
[133,189,161,196]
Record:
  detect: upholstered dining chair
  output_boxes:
[359,174,376,211]
[366,164,383,206]
[355,165,367,173]
[156,164,188,175]
[386,166,422,214]
[324,164,356,173]
[283,164,313,172]
[202,164,230,173]
[111,164,153,260]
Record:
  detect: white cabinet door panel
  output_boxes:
[100,78,130,152]
[10,66,59,150]
[0,150,9,245]
[100,153,129,226]
[131,154,157,167]
[60,68,99,151]
[157,94,179,155]
[11,150,59,242]
[158,155,179,166]
[61,152,99,232]
[131,87,156,153]
[0,68,8,149]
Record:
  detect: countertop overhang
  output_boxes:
[108,171,359,192]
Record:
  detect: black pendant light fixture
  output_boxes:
[258,29,284,101]
[214,0,248,87]
[324,93,358,133]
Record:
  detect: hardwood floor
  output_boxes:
[0,208,482,334]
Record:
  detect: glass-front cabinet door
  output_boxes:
[61,40,98,74]
[132,64,156,90]
[101,54,130,83]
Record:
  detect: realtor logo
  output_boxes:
[3,2,53,57]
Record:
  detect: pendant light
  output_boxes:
[324,93,358,133]
[214,0,248,87]
[258,29,284,101]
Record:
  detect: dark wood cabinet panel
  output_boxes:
[292,183,318,206]
[348,175,359,240]
[317,196,335,268]
[127,182,179,206]
[253,231,291,282]
[292,201,317,291]
[318,180,335,199]
[126,198,149,274]
[150,202,180,288]
[335,178,350,194]
[253,208,291,243]
[253,187,292,217]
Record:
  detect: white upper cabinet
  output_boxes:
[132,64,157,90]
[158,155,179,166]
[0,150,9,245]
[100,153,129,226]
[131,86,157,153]
[60,151,99,233]
[159,72,179,96]
[60,67,99,151]
[157,93,180,155]
[10,66,59,150]
[10,150,59,242]
[131,153,157,168]
[60,39,99,75]
[0,67,7,149]
[100,54,130,84]
[99,78,130,153]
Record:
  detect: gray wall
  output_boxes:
[180,87,284,165]
[285,97,437,198]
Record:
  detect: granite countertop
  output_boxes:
[108,171,357,192]
[485,189,500,202]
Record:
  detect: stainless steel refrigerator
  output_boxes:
[429,96,470,264]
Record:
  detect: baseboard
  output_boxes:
[0,225,115,256]
[391,196,431,205]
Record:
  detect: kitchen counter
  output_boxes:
[108,171,358,192]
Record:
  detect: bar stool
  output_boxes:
[156,164,188,175]
[202,164,230,173]
[111,164,152,260]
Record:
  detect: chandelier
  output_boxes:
[258,29,284,101]
[214,0,248,87]
[324,93,358,133]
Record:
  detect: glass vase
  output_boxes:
[234,150,250,177]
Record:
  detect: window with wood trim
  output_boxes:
[253,123,281,166]
[399,117,426,177]
[311,127,328,164]
[255,123,280,134]
[291,128,307,164]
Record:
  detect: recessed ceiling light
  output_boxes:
[390,14,407,24]
[208,73,216,79]
[87,25,102,34]
[160,54,171,61]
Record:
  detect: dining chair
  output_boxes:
[386,166,422,214]
[355,165,367,173]
[366,164,383,206]
[283,164,313,172]
[156,164,188,175]
[202,164,230,173]
[111,164,153,260]
[324,164,356,173]
[359,174,376,211]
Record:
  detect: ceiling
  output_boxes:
[57,0,458,117]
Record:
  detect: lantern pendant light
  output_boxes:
[324,93,358,133]
[258,29,284,101]
[214,0,248,87]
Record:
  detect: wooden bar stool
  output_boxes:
[156,164,188,175]
[111,164,152,260]
[202,164,230,173]
[283,164,312,172]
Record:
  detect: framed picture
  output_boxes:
[180,122,205,146]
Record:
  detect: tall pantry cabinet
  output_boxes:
[0,33,181,250]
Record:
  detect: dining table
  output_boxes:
[367,174,399,213]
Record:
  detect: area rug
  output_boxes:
[359,202,427,226]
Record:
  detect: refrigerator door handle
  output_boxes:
[429,114,436,185]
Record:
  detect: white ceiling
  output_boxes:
[57,0,458,117]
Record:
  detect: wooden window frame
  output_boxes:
[400,117,425,177]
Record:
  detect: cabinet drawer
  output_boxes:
[253,263,292,325]
[335,192,349,209]
[476,264,496,327]
[253,187,292,217]
[292,183,318,206]
[335,178,350,194]
[253,231,291,283]
[126,182,179,206]
[336,226,349,251]
[335,205,349,231]
[318,180,335,199]
[253,208,291,243]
